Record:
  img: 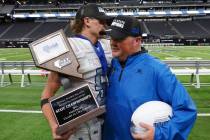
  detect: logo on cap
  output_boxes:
[98,7,105,13]
[111,19,125,28]
[131,28,140,35]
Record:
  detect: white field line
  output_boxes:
[0,109,42,113]
[181,49,210,56]
[156,51,178,57]
[197,113,210,117]
[0,52,19,56]
[0,109,209,116]
[2,53,31,59]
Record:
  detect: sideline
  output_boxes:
[0,109,210,116]
[0,109,42,113]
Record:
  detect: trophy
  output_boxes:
[29,29,82,78]
[29,30,105,135]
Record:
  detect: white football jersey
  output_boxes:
[67,37,112,140]
[68,37,112,105]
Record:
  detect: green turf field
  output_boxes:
[147,46,210,60]
[0,48,33,61]
[0,46,210,61]
[0,47,210,140]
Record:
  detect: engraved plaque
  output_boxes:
[49,84,105,135]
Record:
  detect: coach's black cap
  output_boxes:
[76,3,112,21]
[106,15,142,40]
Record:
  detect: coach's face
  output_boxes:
[111,36,140,61]
[110,39,122,58]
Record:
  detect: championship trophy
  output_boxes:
[29,29,105,135]
[29,29,82,78]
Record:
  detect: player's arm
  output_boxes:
[41,71,61,128]
[154,64,197,140]
[41,72,62,139]
[41,72,76,140]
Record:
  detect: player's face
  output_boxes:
[86,17,107,38]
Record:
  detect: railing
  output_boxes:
[164,60,210,88]
[164,60,210,67]
[1,60,210,68]
[0,61,46,87]
[1,60,210,88]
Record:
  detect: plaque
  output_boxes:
[49,84,105,135]
[29,29,82,78]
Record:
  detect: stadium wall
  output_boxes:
[159,38,210,46]
[0,40,32,48]
[1,38,210,48]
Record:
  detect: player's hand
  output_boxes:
[51,124,77,140]
[132,122,154,140]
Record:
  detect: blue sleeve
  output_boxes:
[154,64,197,140]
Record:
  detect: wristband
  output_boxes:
[40,98,49,108]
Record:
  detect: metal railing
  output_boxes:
[164,60,210,67]
[1,60,210,68]
[0,60,210,88]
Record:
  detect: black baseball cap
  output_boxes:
[76,3,113,22]
[106,15,142,40]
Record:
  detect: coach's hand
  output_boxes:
[132,122,154,140]
[51,124,77,140]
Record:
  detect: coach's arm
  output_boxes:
[155,64,197,140]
